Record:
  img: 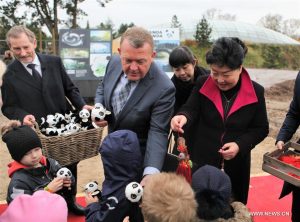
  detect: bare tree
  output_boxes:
[282,19,300,38]
[258,14,283,32]
[171,15,182,28]
[0,0,113,54]
[203,8,236,21]
[171,15,182,37]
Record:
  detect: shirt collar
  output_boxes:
[22,53,41,67]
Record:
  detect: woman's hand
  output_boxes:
[219,142,239,160]
[170,115,187,133]
[85,192,99,205]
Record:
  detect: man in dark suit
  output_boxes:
[94,26,175,185]
[1,25,91,215]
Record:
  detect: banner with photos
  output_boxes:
[59,29,112,80]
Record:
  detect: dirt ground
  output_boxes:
[0,70,299,201]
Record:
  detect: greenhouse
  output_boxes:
[182,20,300,45]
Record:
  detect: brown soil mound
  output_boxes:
[265,79,295,101]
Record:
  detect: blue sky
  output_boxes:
[77,0,300,29]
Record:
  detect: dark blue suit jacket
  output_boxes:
[277,71,300,142]
[95,55,175,170]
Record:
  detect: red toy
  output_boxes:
[176,137,192,184]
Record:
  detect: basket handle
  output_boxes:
[33,121,42,134]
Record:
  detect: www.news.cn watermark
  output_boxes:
[250,211,290,217]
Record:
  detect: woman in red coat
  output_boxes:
[171,37,269,204]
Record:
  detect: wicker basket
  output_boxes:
[35,124,103,166]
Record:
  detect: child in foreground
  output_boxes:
[1,120,83,215]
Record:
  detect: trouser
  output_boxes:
[291,186,300,222]
[280,182,300,222]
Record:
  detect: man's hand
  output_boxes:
[93,120,108,127]
[276,141,285,150]
[23,114,35,127]
[82,105,93,111]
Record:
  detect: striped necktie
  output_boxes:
[112,79,132,117]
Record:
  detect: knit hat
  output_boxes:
[192,165,233,220]
[192,165,232,202]
[2,125,42,162]
[0,190,68,222]
[100,129,142,197]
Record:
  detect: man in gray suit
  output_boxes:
[95,26,175,184]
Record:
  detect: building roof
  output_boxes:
[182,20,300,45]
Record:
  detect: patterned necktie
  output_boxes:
[27,64,42,85]
[112,79,132,117]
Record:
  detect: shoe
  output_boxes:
[67,200,85,215]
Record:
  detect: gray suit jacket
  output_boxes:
[95,55,175,171]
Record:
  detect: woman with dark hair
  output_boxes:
[171,37,269,204]
[169,46,208,114]
[167,46,208,156]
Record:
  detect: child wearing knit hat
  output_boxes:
[192,165,252,222]
[1,120,82,215]
[85,129,144,222]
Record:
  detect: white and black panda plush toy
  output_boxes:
[84,181,102,199]
[64,123,81,135]
[54,113,67,128]
[64,110,76,123]
[125,182,143,203]
[45,114,58,128]
[45,127,58,136]
[78,109,93,130]
[91,103,111,123]
[39,117,48,133]
[56,167,72,179]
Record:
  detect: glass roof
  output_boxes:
[182,20,300,45]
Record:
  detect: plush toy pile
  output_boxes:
[39,103,111,136]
